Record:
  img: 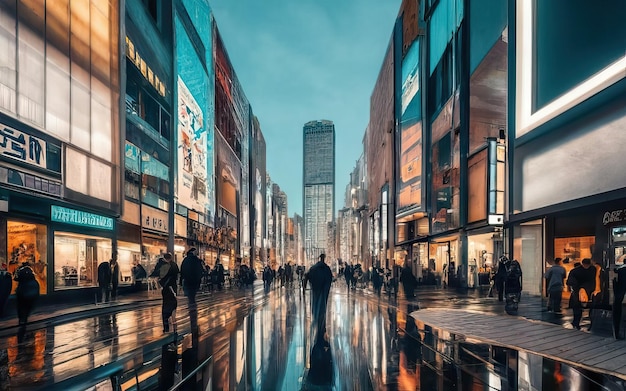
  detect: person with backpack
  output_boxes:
[14,262,40,341]
[566,258,596,330]
[158,253,178,333]
[503,257,522,315]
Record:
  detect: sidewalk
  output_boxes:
[0,289,163,334]
[411,308,626,381]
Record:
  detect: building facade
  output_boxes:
[0,0,122,298]
[508,0,626,296]
[302,120,335,265]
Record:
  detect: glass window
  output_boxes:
[46,51,71,141]
[7,221,47,295]
[17,13,45,125]
[91,77,111,160]
[89,157,112,202]
[70,81,91,150]
[65,147,88,194]
[0,4,17,113]
[513,220,544,295]
[468,149,487,223]
[54,232,111,290]
[118,241,140,284]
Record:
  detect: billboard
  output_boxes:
[177,76,208,212]
[216,131,240,217]
[397,39,423,215]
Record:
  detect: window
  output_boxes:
[7,221,47,295]
[54,232,111,290]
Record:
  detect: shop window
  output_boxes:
[513,220,544,295]
[54,232,111,290]
[118,241,141,284]
[7,221,47,295]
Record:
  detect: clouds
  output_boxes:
[210,0,401,215]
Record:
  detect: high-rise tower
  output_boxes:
[303,120,335,265]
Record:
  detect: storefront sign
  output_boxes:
[188,219,212,244]
[51,205,114,230]
[0,124,47,169]
[142,205,169,233]
[603,209,626,226]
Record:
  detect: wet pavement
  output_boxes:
[0,282,623,390]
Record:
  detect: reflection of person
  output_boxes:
[14,262,39,341]
[304,254,333,343]
[97,259,112,303]
[306,338,333,387]
[159,253,179,333]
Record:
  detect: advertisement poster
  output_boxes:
[177,76,208,212]
[398,40,423,214]
[216,132,240,217]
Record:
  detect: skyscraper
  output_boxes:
[303,120,335,265]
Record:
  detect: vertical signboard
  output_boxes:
[177,77,208,212]
[397,39,423,215]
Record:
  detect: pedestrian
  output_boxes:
[305,253,333,342]
[503,257,522,315]
[262,264,273,292]
[159,253,179,333]
[14,262,39,340]
[493,257,507,302]
[544,257,566,312]
[110,253,120,301]
[372,264,383,296]
[180,248,204,308]
[343,263,352,291]
[212,259,225,290]
[97,258,112,303]
[566,258,596,330]
[0,263,12,318]
[612,264,626,339]
[401,262,418,298]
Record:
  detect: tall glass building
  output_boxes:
[303,120,335,264]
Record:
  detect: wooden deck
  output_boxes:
[411,308,626,380]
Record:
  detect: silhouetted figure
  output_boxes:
[180,248,204,308]
[493,258,507,302]
[372,265,383,296]
[159,253,179,333]
[110,254,120,301]
[567,258,596,330]
[0,265,12,317]
[504,258,523,315]
[613,265,626,339]
[14,262,39,342]
[262,264,273,292]
[212,259,225,290]
[305,253,333,342]
[343,264,352,291]
[401,263,418,298]
[97,259,112,303]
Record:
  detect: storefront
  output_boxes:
[466,231,503,288]
[51,205,115,291]
[141,204,169,274]
[174,214,188,264]
[5,220,48,295]
[428,237,459,287]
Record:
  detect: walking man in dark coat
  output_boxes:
[305,253,333,343]
[180,248,204,308]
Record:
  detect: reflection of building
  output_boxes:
[303,120,335,267]
[0,1,121,297]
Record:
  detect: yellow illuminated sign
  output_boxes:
[125,36,167,97]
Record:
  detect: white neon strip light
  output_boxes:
[516,0,626,138]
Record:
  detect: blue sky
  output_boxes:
[209,0,402,216]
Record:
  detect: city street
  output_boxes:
[1,279,622,390]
